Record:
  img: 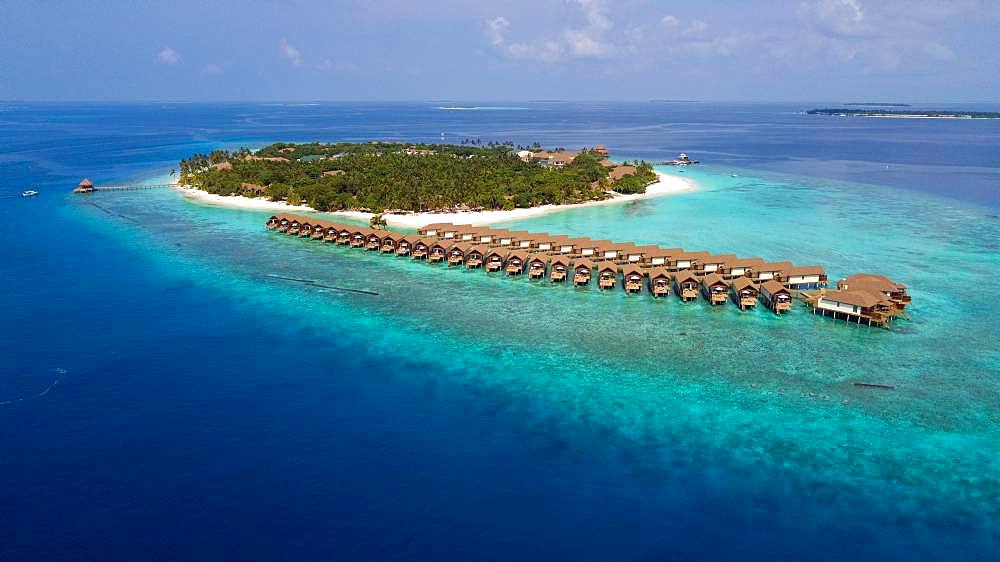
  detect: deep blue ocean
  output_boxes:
[1,102,998,559]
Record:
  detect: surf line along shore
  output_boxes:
[171,171,695,228]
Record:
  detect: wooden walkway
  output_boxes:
[89,184,172,191]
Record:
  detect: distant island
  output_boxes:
[807,108,1000,119]
[179,142,658,214]
[843,103,911,107]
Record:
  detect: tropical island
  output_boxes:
[807,108,1000,119]
[178,142,659,215]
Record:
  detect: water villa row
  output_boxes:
[265,214,912,328]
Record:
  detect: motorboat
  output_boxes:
[21,190,38,197]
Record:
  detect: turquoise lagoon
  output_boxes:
[2,102,998,558]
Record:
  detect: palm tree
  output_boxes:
[369,213,387,230]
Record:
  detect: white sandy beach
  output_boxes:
[173,171,694,228]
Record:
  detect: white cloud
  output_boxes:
[802,0,868,36]
[279,39,303,66]
[158,47,179,65]
[660,15,679,27]
[486,16,510,46]
[202,63,222,74]
[485,0,615,63]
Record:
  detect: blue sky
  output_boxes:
[2,0,997,101]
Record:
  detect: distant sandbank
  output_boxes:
[173,171,695,228]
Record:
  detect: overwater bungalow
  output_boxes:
[429,241,449,262]
[837,274,910,311]
[532,235,557,253]
[379,233,399,254]
[466,245,486,269]
[365,231,383,251]
[349,227,369,248]
[646,247,684,269]
[417,223,454,237]
[395,236,414,256]
[670,251,710,273]
[336,226,353,245]
[301,222,318,238]
[506,250,527,275]
[598,263,618,290]
[266,215,282,229]
[485,249,507,272]
[696,254,736,276]
[730,277,759,310]
[310,223,327,240]
[412,238,431,260]
[649,267,671,297]
[447,242,469,266]
[287,218,302,236]
[527,253,548,279]
[574,259,594,286]
[623,265,644,294]
[673,271,699,301]
[626,245,661,266]
[782,265,828,290]
[572,239,601,258]
[812,288,896,326]
[750,261,793,283]
[493,230,518,247]
[760,280,792,314]
[596,241,628,263]
[507,231,535,250]
[721,257,764,280]
[323,224,340,242]
[701,273,729,305]
[619,244,646,265]
[550,256,570,282]
[547,235,575,255]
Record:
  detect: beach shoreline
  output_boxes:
[172,171,695,228]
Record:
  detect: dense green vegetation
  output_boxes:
[807,108,1000,118]
[179,142,657,212]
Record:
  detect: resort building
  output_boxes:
[465,245,486,269]
[811,289,896,326]
[573,259,594,286]
[837,274,910,311]
[527,254,548,279]
[730,277,759,310]
[365,231,383,251]
[760,280,792,314]
[696,254,736,276]
[395,236,414,256]
[721,257,765,280]
[623,265,644,294]
[751,261,794,283]
[550,255,570,282]
[783,265,828,290]
[412,239,431,260]
[447,242,469,266]
[673,271,699,301]
[649,268,671,297]
[264,214,911,330]
[669,251,710,272]
[74,178,95,193]
[506,251,527,275]
[428,241,449,262]
[486,249,507,272]
[701,273,730,305]
[598,263,618,290]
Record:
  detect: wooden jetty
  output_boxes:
[263,213,912,329]
[74,178,171,193]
